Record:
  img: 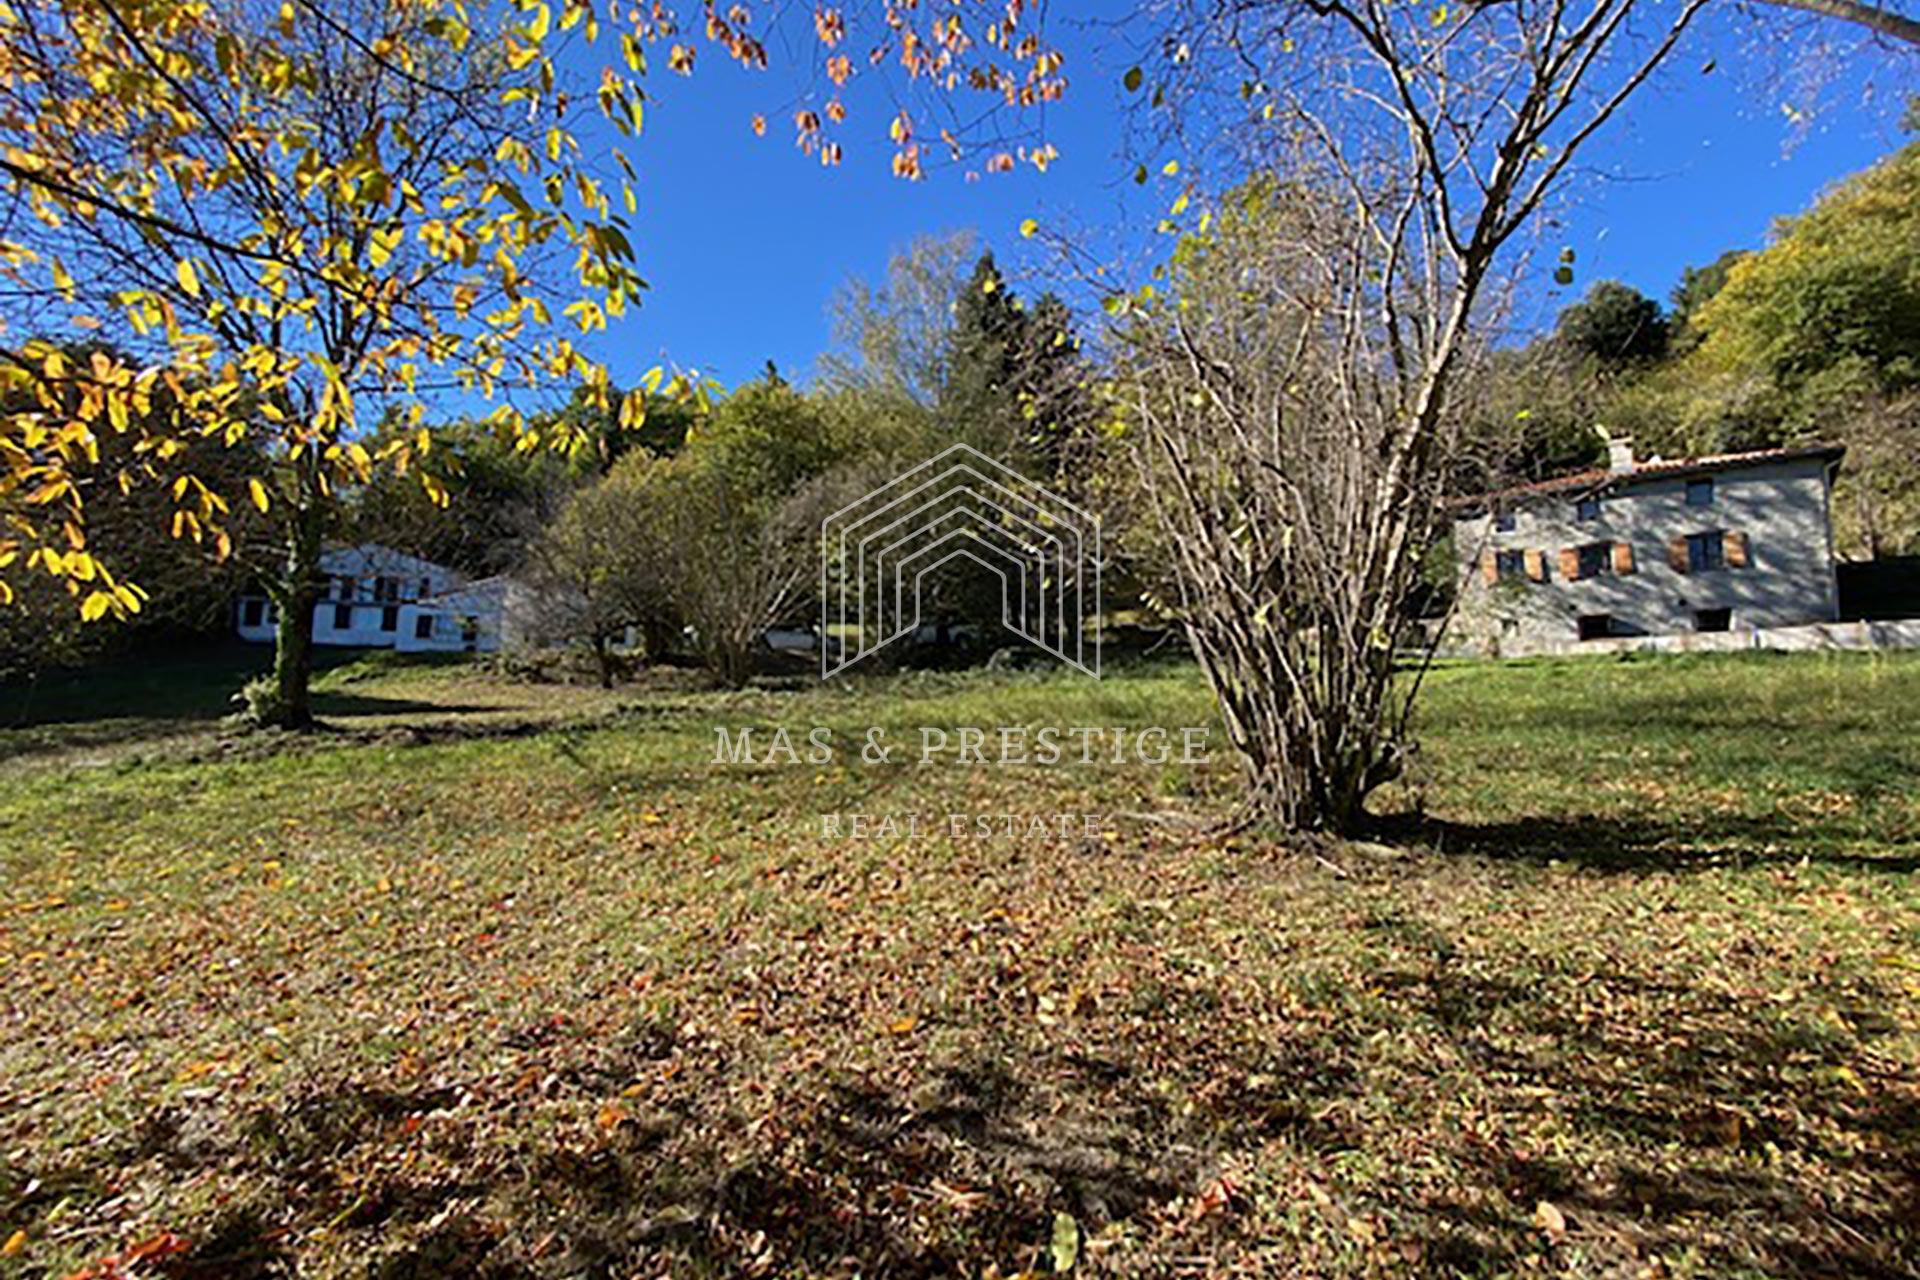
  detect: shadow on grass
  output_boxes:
[23,954,1914,1279]
[1381,963,1920,1278]
[307,691,498,719]
[97,1024,1348,1280]
[1373,811,1920,874]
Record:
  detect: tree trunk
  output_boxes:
[639,617,679,664]
[592,634,615,689]
[261,466,326,730]
[717,641,751,689]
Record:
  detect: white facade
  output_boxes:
[235,545,506,653]
[395,578,520,654]
[1451,446,1844,656]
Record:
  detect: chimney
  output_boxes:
[1606,434,1635,474]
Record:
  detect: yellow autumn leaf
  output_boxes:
[248,478,270,513]
[0,1229,23,1257]
[1020,218,1039,238]
[176,259,201,298]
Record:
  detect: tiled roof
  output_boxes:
[1453,443,1845,511]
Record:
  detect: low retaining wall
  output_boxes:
[1441,618,1920,660]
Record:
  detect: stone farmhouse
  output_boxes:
[1450,440,1846,654]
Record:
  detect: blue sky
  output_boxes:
[572,14,1910,392]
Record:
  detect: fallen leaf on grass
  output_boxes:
[1051,1212,1080,1271]
[1191,1175,1238,1219]
[1534,1200,1567,1238]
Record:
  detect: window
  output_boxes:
[381,606,399,633]
[1576,542,1612,579]
[1575,496,1602,522]
[418,577,432,599]
[334,575,355,601]
[241,599,265,627]
[1577,614,1613,642]
[1695,607,1731,633]
[333,603,353,630]
[1686,531,1725,573]
[1494,511,1517,533]
[414,615,435,640]
[374,576,399,603]
[1686,477,1715,507]
[1495,549,1527,580]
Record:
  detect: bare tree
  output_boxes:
[1113,173,1478,830]
[667,467,846,688]
[819,232,979,407]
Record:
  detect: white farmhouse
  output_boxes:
[234,544,517,654]
[1451,440,1846,655]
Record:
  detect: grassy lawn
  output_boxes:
[0,652,1915,1277]
[0,645,632,774]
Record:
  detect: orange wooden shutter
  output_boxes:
[1480,550,1498,585]
[1558,547,1580,580]
[1611,541,1635,575]
[1667,536,1689,573]
[1524,549,1546,582]
[1724,530,1749,568]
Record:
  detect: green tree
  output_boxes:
[1555,281,1671,370]
[821,232,978,407]
[529,374,860,688]
[941,253,1028,445]
[351,417,585,578]
[693,377,846,499]
[1670,250,1750,351]
[352,381,702,578]
[1693,141,1920,429]
[522,461,676,688]
[1621,141,1920,555]
[1453,343,1608,489]
[1833,393,1920,558]
[943,257,1094,474]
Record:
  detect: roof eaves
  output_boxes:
[1450,443,1845,513]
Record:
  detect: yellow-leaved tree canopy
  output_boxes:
[0,0,1064,725]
